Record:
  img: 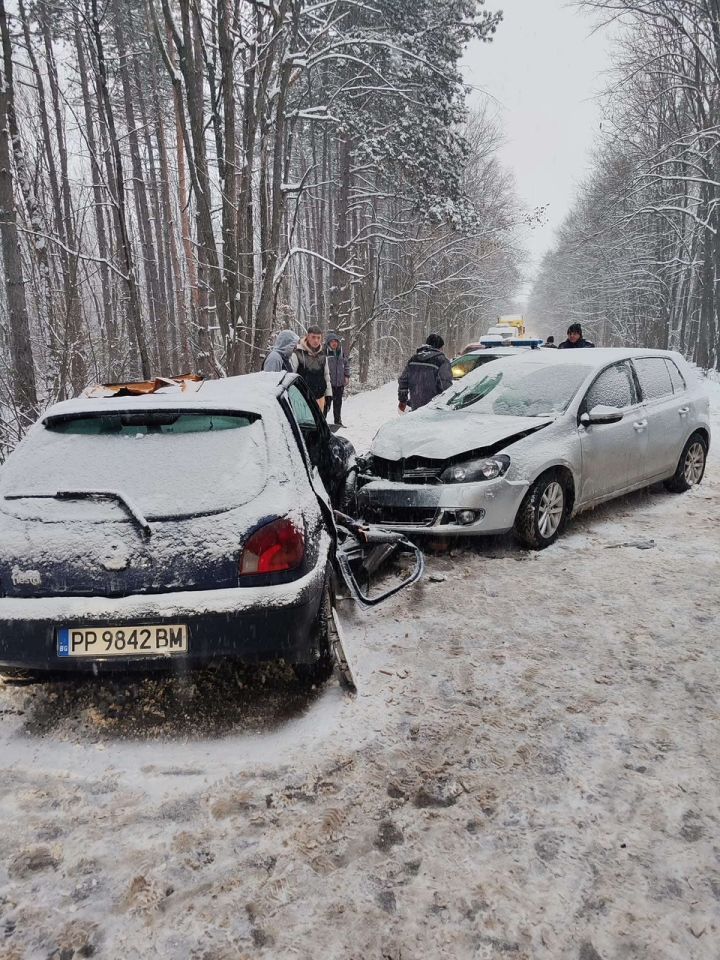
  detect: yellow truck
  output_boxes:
[498,314,526,336]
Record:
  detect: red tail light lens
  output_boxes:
[239,518,305,576]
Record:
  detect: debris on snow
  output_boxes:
[605,537,656,550]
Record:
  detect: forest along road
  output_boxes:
[0,380,719,960]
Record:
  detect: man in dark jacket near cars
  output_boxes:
[398,333,453,412]
[324,330,350,426]
[558,323,595,348]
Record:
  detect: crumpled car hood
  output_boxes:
[371,408,555,461]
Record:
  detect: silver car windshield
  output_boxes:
[445,362,593,417]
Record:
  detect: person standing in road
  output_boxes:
[544,335,557,348]
[558,323,595,348]
[398,333,453,412]
[262,329,299,372]
[290,324,332,412]
[324,331,350,427]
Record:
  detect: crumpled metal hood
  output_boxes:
[371,408,555,461]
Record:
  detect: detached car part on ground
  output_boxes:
[0,373,422,685]
[357,348,710,549]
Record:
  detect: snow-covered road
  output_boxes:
[1,378,719,960]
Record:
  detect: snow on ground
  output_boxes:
[337,379,399,452]
[1,379,719,960]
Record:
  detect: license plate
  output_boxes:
[57,624,188,658]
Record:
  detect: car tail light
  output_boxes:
[239,518,305,576]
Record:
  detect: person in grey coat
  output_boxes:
[324,330,350,426]
[398,333,453,411]
[263,330,299,372]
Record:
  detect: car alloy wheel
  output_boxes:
[538,480,565,539]
[683,441,705,485]
[664,431,708,493]
[514,469,569,549]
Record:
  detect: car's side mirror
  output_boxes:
[581,405,624,426]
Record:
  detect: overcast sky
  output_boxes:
[462,1,611,285]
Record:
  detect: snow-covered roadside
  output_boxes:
[0,379,718,960]
[337,379,399,452]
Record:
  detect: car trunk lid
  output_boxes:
[0,512,248,598]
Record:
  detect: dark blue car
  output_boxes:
[0,373,358,681]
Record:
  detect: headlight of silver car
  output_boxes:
[441,454,510,483]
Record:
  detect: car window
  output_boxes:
[633,357,674,401]
[286,383,325,469]
[451,354,501,378]
[2,411,267,519]
[583,362,636,411]
[46,411,256,435]
[665,359,686,393]
[287,384,318,429]
[445,361,592,417]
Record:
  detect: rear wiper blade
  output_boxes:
[5,488,152,536]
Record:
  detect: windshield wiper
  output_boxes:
[5,488,152,536]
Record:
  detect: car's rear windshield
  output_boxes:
[0,409,267,520]
[445,361,593,417]
[46,411,257,435]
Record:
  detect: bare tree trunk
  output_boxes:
[252,0,297,369]
[134,55,172,369]
[152,81,189,370]
[164,0,230,367]
[91,0,150,379]
[163,15,200,339]
[73,8,115,364]
[236,19,262,371]
[0,0,37,417]
[329,135,353,329]
[114,20,163,372]
[40,0,84,395]
[4,0,55,350]
[218,0,241,372]
[18,0,66,387]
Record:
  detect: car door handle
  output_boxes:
[678,406,690,415]
[633,419,648,431]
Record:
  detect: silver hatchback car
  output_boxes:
[356,348,711,548]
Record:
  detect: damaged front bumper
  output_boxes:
[356,476,529,535]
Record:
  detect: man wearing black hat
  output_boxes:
[398,333,453,412]
[558,323,595,349]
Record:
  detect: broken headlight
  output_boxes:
[441,454,510,483]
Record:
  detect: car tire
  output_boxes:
[513,470,568,550]
[292,574,334,685]
[663,432,708,493]
[339,465,358,515]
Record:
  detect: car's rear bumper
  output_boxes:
[356,477,529,536]
[0,559,326,673]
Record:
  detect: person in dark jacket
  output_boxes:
[558,323,595,349]
[398,333,453,412]
[290,324,332,412]
[544,335,557,348]
[324,330,350,426]
[263,329,299,372]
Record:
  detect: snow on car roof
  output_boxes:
[484,346,685,367]
[42,372,288,421]
[462,347,527,356]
